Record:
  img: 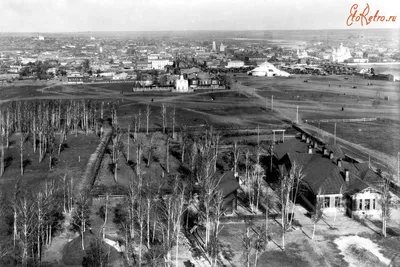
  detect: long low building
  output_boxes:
[248,61,290,77]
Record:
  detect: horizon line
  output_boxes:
[0,28,398,34]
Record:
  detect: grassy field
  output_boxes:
[238,74,399,122]
[308,120,400,158]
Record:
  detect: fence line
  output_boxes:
[304,117,378,124]
[77,129,112,194]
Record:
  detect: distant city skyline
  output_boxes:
[1,0,399,32]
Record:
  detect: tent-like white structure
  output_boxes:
[248,61,290,77]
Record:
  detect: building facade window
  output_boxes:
[365,199,370,210]
[359,199,363,210]
[324,197,330,208]
[372,199,376,209]
[334,196,341,207]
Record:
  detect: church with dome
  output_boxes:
[330,43,352,63]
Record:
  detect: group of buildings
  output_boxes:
[0,33,399,83]
[218,130,396,219]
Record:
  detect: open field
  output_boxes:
[308,120,400,158]
[0,82,289,131]
[238,74,399,122]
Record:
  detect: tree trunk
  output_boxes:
[181,143,185,163]
[254,250,259,267]
[312,223,316,240]
[166,138,169,173]
[127,126,130,162]
[147,199,150,249]
[49,155,52,171]
[114,163,118,183]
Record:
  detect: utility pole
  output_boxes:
[334,123,337,145]
[368,153,371,169]
[296,105,299,124]
[271,95,274,111]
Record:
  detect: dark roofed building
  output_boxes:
[216,171,240,214]
[276,137,383,217]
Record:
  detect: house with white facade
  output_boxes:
[274,136,384,217]
[226,60,245,68]
[174,75,192,93]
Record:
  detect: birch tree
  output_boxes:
[111,127,123,183]
[312,190,324,240]
[73,190,91,250]
[146,104,151,135]
[232,142,240,176]
[161,104,167,134]
[171,107,176,139]
[380,177,391,238]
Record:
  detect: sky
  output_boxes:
[0,0,399,32]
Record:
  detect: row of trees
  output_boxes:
[0,177,71,266]
[0,99,119,177]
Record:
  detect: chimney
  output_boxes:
[313,141,318,149]
[306,137,310,144]
[329,151,334,160]
[308,145,313,154]
[345,169,350,182]
[337,159,342,167]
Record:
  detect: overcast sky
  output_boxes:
[0,0,399,32]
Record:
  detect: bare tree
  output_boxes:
[19,132,28,176]
[111,127,123,183]
[232,142,240,176]
[279,167,292,249]
[101,193,109,239]
[126,125,130,162]
[245,150,250,183]
[242,223,253,267]
[171,107,176,139]
[180,125,189,163]
[48,131,56,171]
[380,177,391,238]
[17,194,35,267]
[333,184,347,228]
[208,190,226,266]
[288,162,305,227]
[146,104,151,135]
[171,177,186,267]
[73,190,91,250]
[312,189,324,240]
[253,225,267,267]
[161,104,167,134]
[166,137,170,173]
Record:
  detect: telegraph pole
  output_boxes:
[334,123,337,145]
[296,105,299,124]
[271,95,274,111]
[368,153,371,169]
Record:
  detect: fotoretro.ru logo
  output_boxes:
[346,4,397,26]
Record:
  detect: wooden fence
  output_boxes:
[304,117,378,124]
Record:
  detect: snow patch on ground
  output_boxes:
[334,235,390,266]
